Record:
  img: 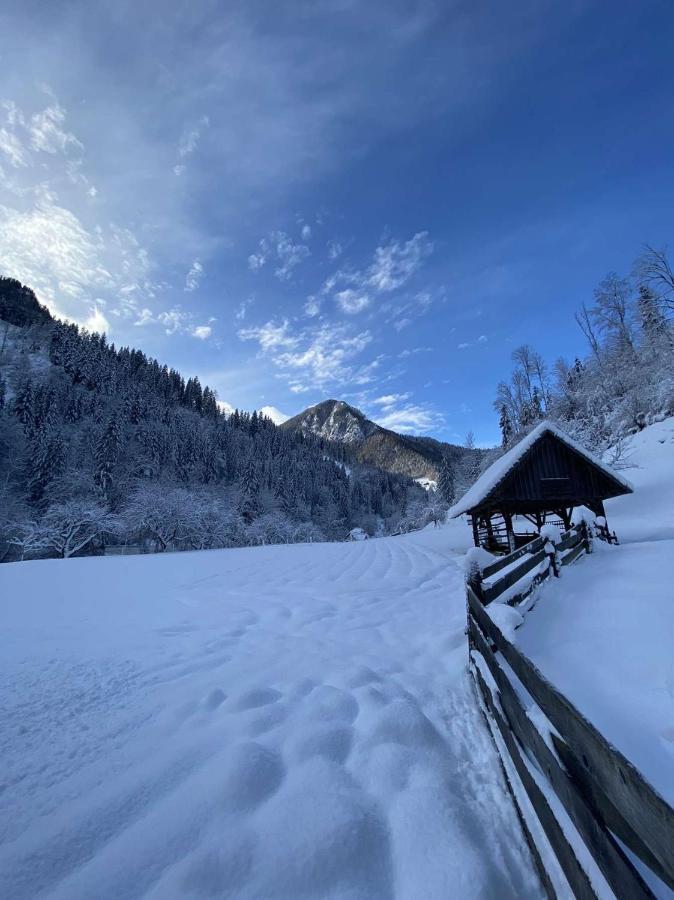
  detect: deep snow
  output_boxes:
[0,521,543,899]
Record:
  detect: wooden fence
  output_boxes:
[471,522,590,607]
[466,530,674,898]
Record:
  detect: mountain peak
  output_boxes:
[282,397,476,483]
[282,399,376,445]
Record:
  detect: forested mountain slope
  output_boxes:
[283,399,479,483]
[0,277,431,561]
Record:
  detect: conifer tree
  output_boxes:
[498,405,513,448]
[94,413,122,501]
[438,458,455,504]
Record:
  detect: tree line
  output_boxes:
[0,278,436,561]
[493,244,674,456]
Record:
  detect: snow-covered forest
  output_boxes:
[492,245,674,456]
[0,278,433,562]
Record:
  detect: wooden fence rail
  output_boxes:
[467,582,674,898]
[474,522,589,607]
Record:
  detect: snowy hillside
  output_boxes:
[515,418,674,820]
[0,521,543,899]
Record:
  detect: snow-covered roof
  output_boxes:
[450,420,634,518]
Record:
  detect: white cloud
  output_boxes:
[157,308,188,334]
[239,319,299,352]
[134,307,154,326]
[327,240,343,260]
[248,242,269,270]
[259,405,289,425]
[132,304,213,339]
[275,232,310,280]
[235,296,254,321]
[29,102,83,156]
[322,231,433,315]
[393,317,411,331]
[185,259,204,291]
[367,232,433,292]
[0,94,158,331]
[373,402,444,434]
[304,295,321,317]
[239,318,374,388]
[301,224,311,241]
[192,323,212,340]
[398,346,432,358]
[458,334,488,350]
[84,305,110,333]
[0,197,146,323]
[0,128,28,167]
[373,393,411,409]
[248,230,310,280]
[177,116,209,159]
[335,288,370,314]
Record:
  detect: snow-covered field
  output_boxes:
[516,417,674,807]
[0,520,543,898]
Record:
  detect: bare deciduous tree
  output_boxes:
[634,245,674,310]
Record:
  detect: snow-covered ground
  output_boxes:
[0,521,544,899]
[516,418,674,808]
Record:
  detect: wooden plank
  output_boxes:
[557,530,582,552]
[471,683,558,900]
[469,619,655,899]
[482,548,547,604]
[481,524,582,581]
[481,536,543,579]
[467,586,674,890]
[471,663,597,900]
[551,735,674,892]
[560,542,585,567]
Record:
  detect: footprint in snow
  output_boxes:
[218,742,285,812]
[203,688,226,711]
[235,687,283,711]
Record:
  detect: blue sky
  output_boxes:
[1,1,673,444]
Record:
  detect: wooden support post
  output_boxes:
[471,514,480,548]
[485,515,496,550]
[556,508,572,531]
[504,513,516,553]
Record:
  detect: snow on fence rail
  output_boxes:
[466,543,674,898]
[471,522,591,607]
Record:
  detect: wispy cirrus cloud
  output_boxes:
[0,92,156,331]
[185,259,204,291]
[238,317,378,392]
[235,296,254,321]
[321,231,433,314]
[327,239,343,261]
[173,115,209,176]
[457,334,488,350]
[0,193,150,329]
[248,230,311,281]
[29,101,83,156]
[134,304,215,340]
[372,399,445,434]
